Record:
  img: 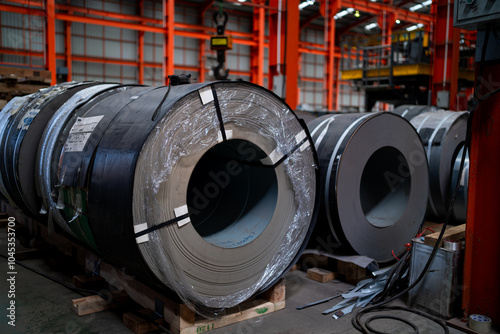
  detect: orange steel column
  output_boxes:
[267,0,284,91]
[463,61,500,324]
[64,15,72,82]
[285,0,299,109]
[138,0,145,84]
[46,0,57,85]
[431,0,460,110]
[163,0,175,84]
[325,0,340,111]
[251,0,265,86]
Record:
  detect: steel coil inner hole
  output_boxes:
[187,139,278,248]
[360,146,411,228]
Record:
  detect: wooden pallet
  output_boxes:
[299,253,370,285]
[83,251,285,334]
[0,66,51,102]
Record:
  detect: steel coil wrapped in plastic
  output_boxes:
[1,81,319,313]
[308,112,429,262]
[0,82,101,217]
[409,110,468,221]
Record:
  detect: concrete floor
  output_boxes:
[0,227,491,334]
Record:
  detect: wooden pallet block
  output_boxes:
[337,260,369,285]
[123,309,165,334]
[424,224,466,247]
[71,291,129,316]
[306,267,337,283]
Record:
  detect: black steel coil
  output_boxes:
[409,110,469,221]
[0,80,319,313]
[307,112,429,262]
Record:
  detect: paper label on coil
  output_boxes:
[174,205,191,227]
[198,87,214,105]
[217,130,233,143]
[295,130,310,151]
[134,223,150,244]
[64,115,104,152]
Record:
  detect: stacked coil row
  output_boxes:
[0,81,319,311]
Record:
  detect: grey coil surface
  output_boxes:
[0,81,318,313]
[409,110,469,221]
[392,105,438,121]
[308,112,429,262]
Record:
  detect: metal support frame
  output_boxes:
[325,1,339,111]
[163,0,175,84]
[463,52,500,325]
[251,0,265,86]
[431,0,460,110]
[46,0,56,84]
[64,10,72,82]
[285,0,299,109]
[138,0,145,84]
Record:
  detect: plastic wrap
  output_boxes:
[0,82,89,217]
[133,82,317,312]
[0,95,34,201]
[1,81,318,316]
[36,83,118,235]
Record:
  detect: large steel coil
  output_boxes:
[0,81,319,312]
[408,110,468,221]
[392,105,437,120]
[308,112,429,262]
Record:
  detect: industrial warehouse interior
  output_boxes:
[0,0,499,333]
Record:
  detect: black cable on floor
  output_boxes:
[0,253,172,334]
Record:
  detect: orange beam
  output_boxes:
[300,12,321,30]
[55,12,165,34]
[56,4,162,26]
[163,0,174,84]
[251,1,265,86]
[0,4,45,16]
[326,2,339,110]
[285,0,299,109]
[65,17,72,81]
[138,0,144,84]
[46,0,56,85]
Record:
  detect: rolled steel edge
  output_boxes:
[308,112,429,262]
[0,80,319,313]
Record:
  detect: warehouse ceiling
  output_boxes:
[197,0,433,39]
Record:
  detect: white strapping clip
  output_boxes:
[198,86,214,105]
[296,130,310,152]
[174,205,191,227]
[134,223,149,244]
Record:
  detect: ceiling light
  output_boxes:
[365,23,378,30]
[395,19,401,24]
[347,8,355,13]
[406,23,424,31]
[422,0,432,6]
[298,0,315,10]
[410,4,424,11]
[354,10,361,17]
